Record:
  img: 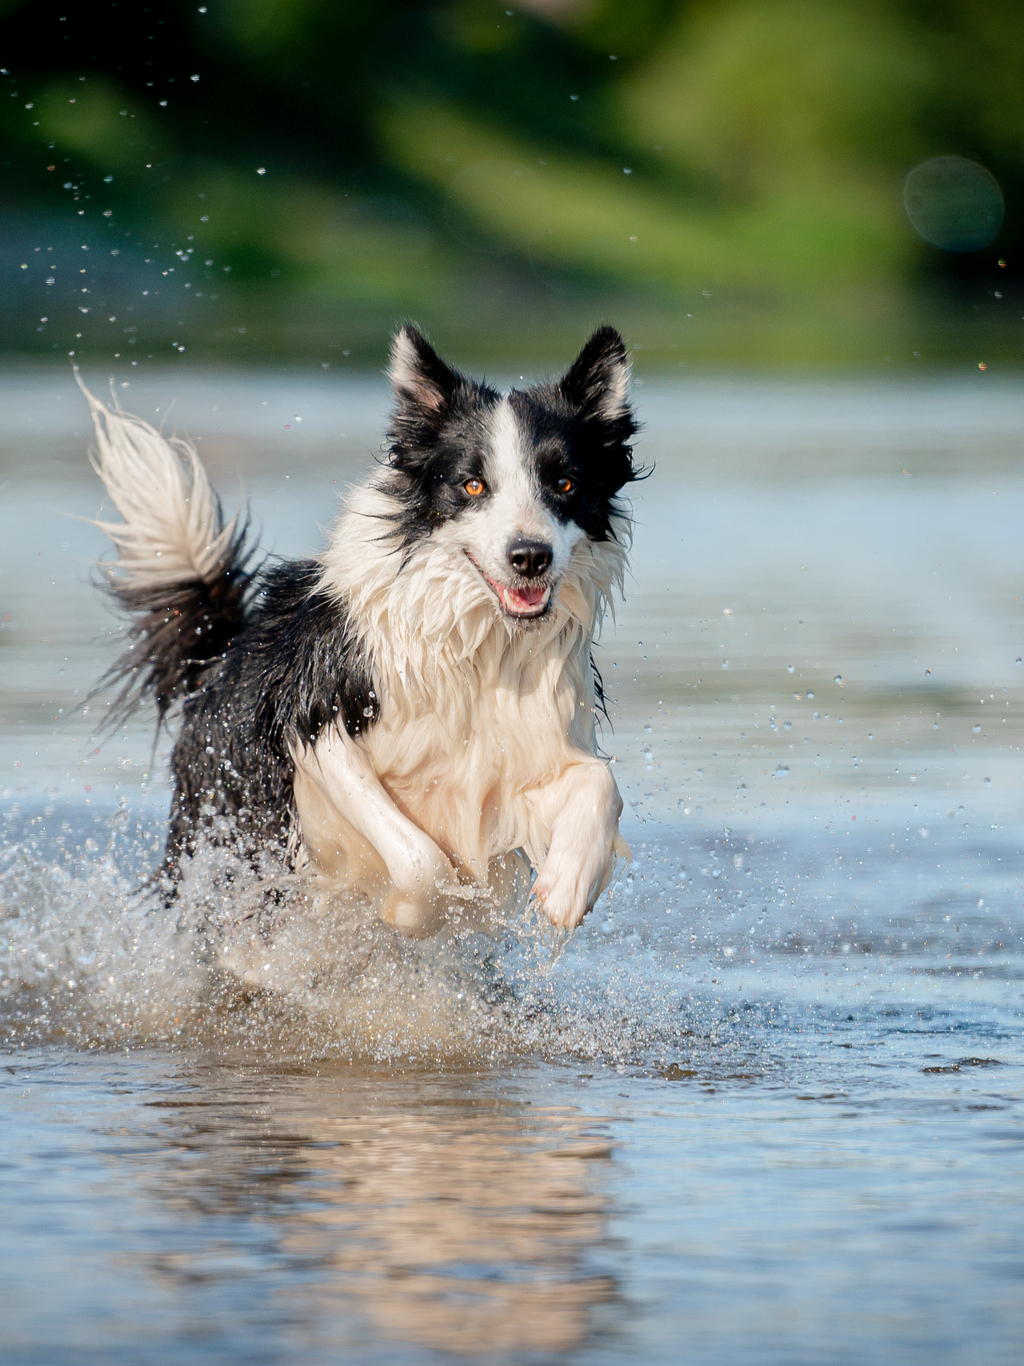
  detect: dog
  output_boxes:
[79,325,641,937]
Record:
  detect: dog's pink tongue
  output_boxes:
[502,584,549,613]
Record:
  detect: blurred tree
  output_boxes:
[0,0,1020,362]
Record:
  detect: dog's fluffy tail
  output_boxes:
[77,371,253,726]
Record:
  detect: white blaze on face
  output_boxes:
[455,396,583,587]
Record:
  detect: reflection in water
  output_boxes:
[140,1066,618,1357]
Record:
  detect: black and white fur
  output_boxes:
[81,326,641,936]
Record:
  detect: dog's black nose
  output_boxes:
[507,537,553,579]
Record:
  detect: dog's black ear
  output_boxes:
[388,324,462,417]
[558,326,631,422]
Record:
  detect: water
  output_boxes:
[2,366,1023,1363]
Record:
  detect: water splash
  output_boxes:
[0,804,721,1068]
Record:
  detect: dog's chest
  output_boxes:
[361,653,591,874]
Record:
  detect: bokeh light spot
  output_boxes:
[904,156,1003,252]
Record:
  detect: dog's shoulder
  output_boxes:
[202,558,379,751]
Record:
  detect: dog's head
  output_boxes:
[381,324,640,622]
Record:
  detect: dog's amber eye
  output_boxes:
[464,477,486,497]
[556,476,574,494]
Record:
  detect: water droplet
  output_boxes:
[984,776,992,786]
[834,675,842,685]
[807,691,814,699]
[774,766,790,778]
[362,706,374,718]
[786,665,794,673]
[973,724,981,733]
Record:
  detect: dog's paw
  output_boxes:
[379,841,458,938]
[532,839,618,930]
[380,885,449,938]
[530,763,626,930]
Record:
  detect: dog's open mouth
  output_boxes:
[466,553,552,619]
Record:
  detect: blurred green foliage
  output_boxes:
[1,0,1021,365]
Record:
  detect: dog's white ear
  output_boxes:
[558,326,632,422]
[388,324,461,415]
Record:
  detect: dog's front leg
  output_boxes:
[526,760,629,930]
[296,728,457,937]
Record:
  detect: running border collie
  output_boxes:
[79,325,641,936]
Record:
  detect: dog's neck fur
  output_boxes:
[319,478,628,732]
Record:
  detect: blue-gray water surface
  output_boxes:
[1,366,1022,1364]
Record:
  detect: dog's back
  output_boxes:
[79,381,381,868]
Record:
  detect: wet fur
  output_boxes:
[81,326,641,934]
